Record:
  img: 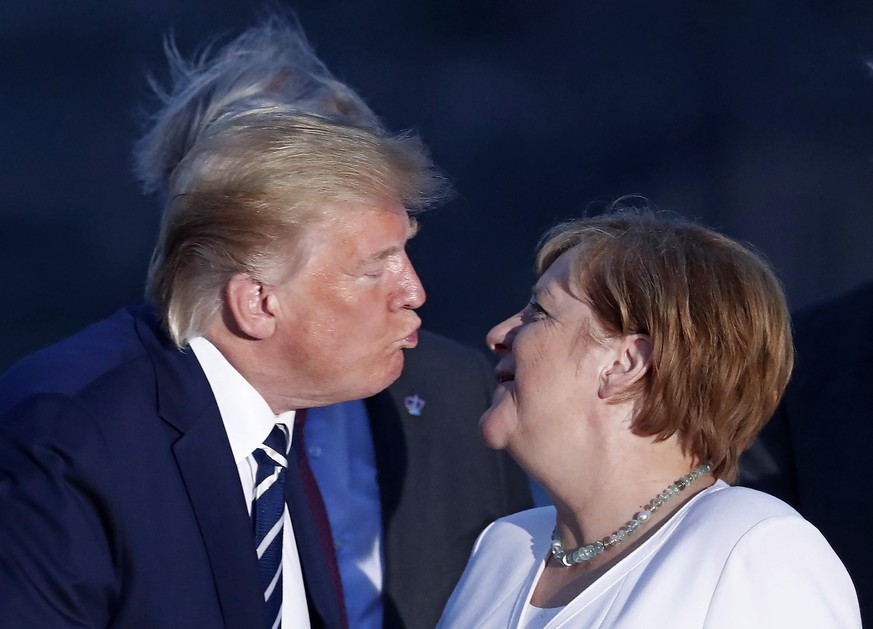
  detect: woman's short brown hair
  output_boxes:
[537,206,794,481]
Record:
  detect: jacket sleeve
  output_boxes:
[0,394,120,628]
[704,514,861,628]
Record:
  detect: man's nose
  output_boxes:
[395,253,426,310]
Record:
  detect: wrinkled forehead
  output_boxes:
[309,197,416,232]
[539,244,589,297]
[533,248,590,308]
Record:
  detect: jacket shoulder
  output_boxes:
[0,307,166,417]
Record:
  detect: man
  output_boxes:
[140,16,530,628]
[0,14,529,629]
[738,280,873,625]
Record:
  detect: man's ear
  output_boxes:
[224,273,277,340]
[599,334,653,399]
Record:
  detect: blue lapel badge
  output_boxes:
[403,394,426,416]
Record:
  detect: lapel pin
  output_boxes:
[404,394,426,416]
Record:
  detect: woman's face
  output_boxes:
[480,249,618,456]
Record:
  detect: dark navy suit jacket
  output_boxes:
[0,306,341,628]
[739,281,873,625]
[0,306,531,628]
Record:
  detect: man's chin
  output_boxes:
[361,353,406,398]
[387,349,405,378]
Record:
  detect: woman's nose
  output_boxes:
[486,313,520,354]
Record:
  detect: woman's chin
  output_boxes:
[478,406,514,450]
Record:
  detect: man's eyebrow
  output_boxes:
[364,218,420,264]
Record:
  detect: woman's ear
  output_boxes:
[599,334,653,399]
[224,273,277,340]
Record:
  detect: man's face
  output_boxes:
[266,201,425,409]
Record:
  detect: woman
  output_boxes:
[438,209,860,628]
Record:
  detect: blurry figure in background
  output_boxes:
[134,16,532,628]
[739,279,873,625]
[0,12,529,629]
[439,207,860,628]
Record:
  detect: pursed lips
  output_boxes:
[399,321,421,345]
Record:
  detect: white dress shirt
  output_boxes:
[190,337,310,629]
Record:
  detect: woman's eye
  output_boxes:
[526,300,548,319]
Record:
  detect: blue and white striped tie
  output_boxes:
[253,424,288,629]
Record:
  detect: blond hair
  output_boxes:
[147,108,446,345]
[135,14,447,345]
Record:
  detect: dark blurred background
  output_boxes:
[3,0,873,371]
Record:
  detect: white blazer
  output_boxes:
[438,481,860,628]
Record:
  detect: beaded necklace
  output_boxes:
[550,462,713,567]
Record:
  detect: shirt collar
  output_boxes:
[189,336,296,462]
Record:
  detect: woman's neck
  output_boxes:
[531,459,715,608]
[547,439,706,552]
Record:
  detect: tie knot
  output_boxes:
[253,424,288,471]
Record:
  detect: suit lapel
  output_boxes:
[365,389,409,628]
[135,309,266,629]
[366,390,407,525]
[171,413,266,629]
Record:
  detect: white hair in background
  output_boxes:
[133,11,381,200]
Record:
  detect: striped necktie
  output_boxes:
[253,424,288,629]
